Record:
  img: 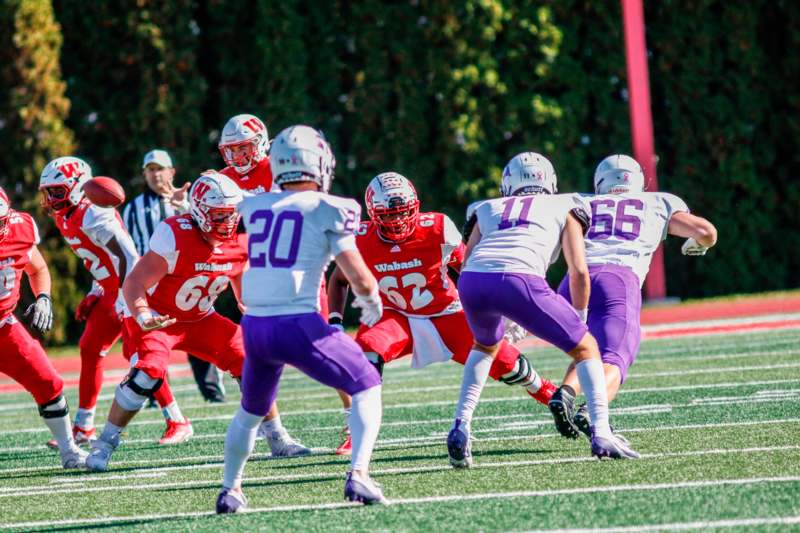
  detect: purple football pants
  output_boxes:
[558,264,641,383]
[458,271,587,353]
[240,313,381,417]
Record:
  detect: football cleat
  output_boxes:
[590,427,640,459]
[574,404,630,444]
[527,378,558,406]
[46,424,96,450]
[60,446,88,469]
[548,386,581,439]
[335,428,352,456]
[259,425,312,457]
[158,419,194,445]
[447,419,473,468]
[86,435,118,472]
[344,472,388,505]
[216,487,248,514]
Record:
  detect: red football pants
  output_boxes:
[0,319,63,405]
[131,312,244,381]
[355,309,519,380]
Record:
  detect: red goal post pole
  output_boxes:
[622,0,666,299]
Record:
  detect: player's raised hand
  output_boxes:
[24,294,53,334]
[681,237,709,256]
[353,288,383,327]
[136,309,177,331]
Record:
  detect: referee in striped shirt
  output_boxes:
[123,149,227,403]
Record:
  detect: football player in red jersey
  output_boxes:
[0,186,87,469]
[39,156,186,446]
[218,113,274,195]
[328,173,557,454]
[86,172,309,472]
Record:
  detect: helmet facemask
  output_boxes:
[370,197,419,242]
[204,205,240,240]
[0,194,9,242]
[219,136,265,175]
[40,184,73,214]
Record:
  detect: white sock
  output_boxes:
[74,407,96,429]
[260,414,285,436]
[343,407,352,432]
[576,358,612,438]
[98,421,123,447]
[42,414,77,453]
[453,350,493,432]
[161,402,185,423]
[222,408,263,489]
[349,385,382,472]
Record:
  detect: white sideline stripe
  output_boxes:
[3,444,800,498]
[641,312,800,333]
[2,348,799,415]
[2,376,799,438]
[3,416,800,478]
[531,515,800,533]
[3,476,800,530]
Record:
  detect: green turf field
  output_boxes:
[1,328,800,531]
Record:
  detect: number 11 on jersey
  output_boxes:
[498,196,535,229]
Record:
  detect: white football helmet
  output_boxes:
[0,187,10,242]
[365,172,420,242]
[270,125,336,192]
[39,156,93,214]
[189,172,243,240]
[594,154,645,194]
[218,114,270,175]
[500,152,557,196]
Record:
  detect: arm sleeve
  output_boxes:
[323,197,361,256]
[83,206,124,246]
[148,222,179,273]
[568,194,592,235]
[441,215,465,267]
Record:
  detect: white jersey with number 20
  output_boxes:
[239,190,360,316]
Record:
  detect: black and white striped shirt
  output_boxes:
[122,189,181,256]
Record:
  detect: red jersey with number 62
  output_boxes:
[147,215,247,322]
[53,200,139,296]
[356,212,465,317]
[0,211,39,318]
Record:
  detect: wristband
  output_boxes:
[329,312,343,325]
[577,308,588,322]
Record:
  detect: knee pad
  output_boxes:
[365,352,385,377]
[499,354,532,386]
[38,394,68,419]
[115,369,163,412]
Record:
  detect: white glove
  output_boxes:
[24,294,53,334]
[681,237,709,256]
[502,319,528,343]
[352,286,383,327]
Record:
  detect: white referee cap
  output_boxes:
[142,149,173,169]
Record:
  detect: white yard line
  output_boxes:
[3,476,800,530]
[1,376,799,438]
[2,416,799,478]
[529,515,800,532]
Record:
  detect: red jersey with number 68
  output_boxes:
[147,215,248,322]
[0,211,40,319]
[220,158,273,195]
[53,200,139,296]
[356,212,465,317]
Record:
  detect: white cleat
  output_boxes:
[60,446,88,469]
[265,430,312,457]
[86,438,116,472]
[344,471,389,505]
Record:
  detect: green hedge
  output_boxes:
[0,0,797,342]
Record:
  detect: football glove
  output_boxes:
[352,287,383,327]
[25,294,53,334]
[502,319,528,343]
[136,310,177,331]
[681,237,709,256]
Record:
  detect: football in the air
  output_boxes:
[82,176,125,208]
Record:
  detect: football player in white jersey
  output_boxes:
[551,154,717,438]
[216,125,387,513]
[448,152,640,467]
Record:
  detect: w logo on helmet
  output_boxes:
[192,181,211,201]
[58,162,83,179]
[243,118,264,133]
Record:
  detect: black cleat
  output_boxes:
[548,386,581,439]
[573,403,592,438]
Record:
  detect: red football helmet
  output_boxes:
[365,172,420,242]
[0,187,10,242]
[218,114,270,175]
